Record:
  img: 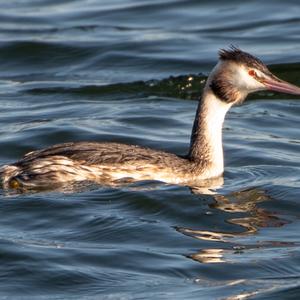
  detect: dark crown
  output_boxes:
[219,46,269,73]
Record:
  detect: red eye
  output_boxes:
[248,70,256,76]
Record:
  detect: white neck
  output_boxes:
[188,87,232,178]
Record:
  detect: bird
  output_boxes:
[1,47,300,191]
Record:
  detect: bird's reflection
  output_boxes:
[178,187,290,263]
[189,248,226,263]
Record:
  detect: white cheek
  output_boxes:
[236,69,264,92]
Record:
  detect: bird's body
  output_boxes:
[2,142,189,188]
[1,47,300,191]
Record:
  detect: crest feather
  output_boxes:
[218,46,269,73]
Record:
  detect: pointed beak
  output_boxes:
[262,74,300,95]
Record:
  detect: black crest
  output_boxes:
[219,46,269,73]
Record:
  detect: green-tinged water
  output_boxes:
[0,0,299,299]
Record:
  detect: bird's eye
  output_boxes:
[248,70,256,77]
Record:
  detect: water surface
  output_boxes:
[0,1,299,299]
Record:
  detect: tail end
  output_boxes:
[0,165,21,189]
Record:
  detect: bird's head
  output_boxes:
[208,46,300,104]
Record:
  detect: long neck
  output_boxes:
[188,87,231,178]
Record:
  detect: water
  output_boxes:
[0,0,299,299]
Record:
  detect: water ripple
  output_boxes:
[0,0,300,299]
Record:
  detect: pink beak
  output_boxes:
[263,76,300,95]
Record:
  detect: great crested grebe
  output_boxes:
[1,47,300,191]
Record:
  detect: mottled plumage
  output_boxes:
[1,142,197,190]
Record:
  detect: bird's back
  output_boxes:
[0,141,188,190]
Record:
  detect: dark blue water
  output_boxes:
[0,1,299,299]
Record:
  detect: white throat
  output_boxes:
[189,87,232,178]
